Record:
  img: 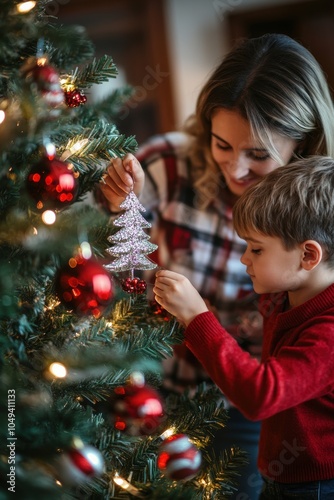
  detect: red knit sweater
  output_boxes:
[184,284,334,483]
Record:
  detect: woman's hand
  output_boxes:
[100,153,145,212]
[153,270,208,326]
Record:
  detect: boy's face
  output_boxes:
[210,109,297,198]
[239,231,303,295]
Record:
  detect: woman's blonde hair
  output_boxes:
[184,33,334,208]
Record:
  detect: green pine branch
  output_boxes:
[70,55,119,89]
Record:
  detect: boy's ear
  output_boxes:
[300,240,323,270]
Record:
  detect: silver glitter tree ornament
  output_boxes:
[105,191,158,276]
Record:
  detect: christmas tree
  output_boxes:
[0,1,247,498]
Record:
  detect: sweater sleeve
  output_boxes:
[184,311,334,421]
[138,132,188,225]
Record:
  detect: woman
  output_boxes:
[98,33,334,498]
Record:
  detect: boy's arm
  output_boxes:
[155,271,334,421]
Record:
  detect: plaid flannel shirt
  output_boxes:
[95,131,263,359]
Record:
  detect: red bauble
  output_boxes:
[25,62,65,107]
[101,382,164,435]
[65,89,87,108]
[55,256,114,318]
[149,299,171,322]
[121,277,147,294]
[27,154,79,211]
[157,434,202,481]
[56,444,105,486]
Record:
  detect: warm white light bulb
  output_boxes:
[60,139,89,161]
[113,476,125,487]
[160,427,176,439]
[17,1,37,13]
[80,241,92,259]
[113,475,141,496]
[49,362,67,378]
[41,210,56,225]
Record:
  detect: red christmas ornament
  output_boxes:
[26,153,79,211]
[24,61,65,107]
[149,299,171,322]
[121,277,147,294]
[101,381,164,435]
[56,443,105,486]
[55,255,114,318]
[157,434,202,481]
[65,89,87,108]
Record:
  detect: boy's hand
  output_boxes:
[154,270,208,326]
[100,153,145,212]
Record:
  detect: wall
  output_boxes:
[164,0,311,127]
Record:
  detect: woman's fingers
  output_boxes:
[99,154,145,211]
[103,161,131,196]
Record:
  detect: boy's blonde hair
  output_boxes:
[233,156,334,265]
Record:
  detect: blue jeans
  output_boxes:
[213,407,263,499]
[259,476,334,499]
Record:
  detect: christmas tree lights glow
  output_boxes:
[0,1,247,498]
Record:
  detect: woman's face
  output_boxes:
[211,109,298,197]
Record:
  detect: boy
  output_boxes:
[153,156,334,499]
